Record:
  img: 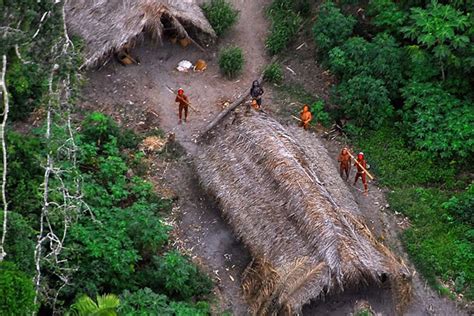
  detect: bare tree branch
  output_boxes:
[0,55,9,261]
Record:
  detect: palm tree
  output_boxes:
[68,294,120,316]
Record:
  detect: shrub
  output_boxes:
[119,288,171,315]
[266,1,303,55]
[312,1,356,58]
[401,82,474,160]
[119,288,210,315]
[218,46,244,78]
[0,261,36,315]
[201,0,238,36]
[334,74,392,129]
[263,62,284,84]
[442,184,474,226]
[158,251,213,300]
[80,112,139,150]
[310,100,331,127]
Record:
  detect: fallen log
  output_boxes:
[199,56,277,138]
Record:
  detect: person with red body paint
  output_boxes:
[175,88,189,123]
[353,152,368,195]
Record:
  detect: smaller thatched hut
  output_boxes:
[196,111,412,315]
[66,0,216,67]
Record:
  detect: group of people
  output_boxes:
[174,83,369,196]
[174,80,265,123]
[338,148,369,195]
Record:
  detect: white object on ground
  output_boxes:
[177,60,193,72]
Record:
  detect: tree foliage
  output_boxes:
[328,34,404,98]
[202,0,239,37]
[69,294,120,316]
[401,82,474,159]
[335,74,393,129]
[312,1,356,58]
[119,288,211,316]
[401,1,471,80]
[0,261,36,315]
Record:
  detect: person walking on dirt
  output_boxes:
[250,80,264,106]
[338,147,351,181]
[353,152,368,195]
[175,88,189,123]
[299,104,312,130]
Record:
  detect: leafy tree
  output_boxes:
[401,82,474,159]
[0,261,36,315]
[68,294,120,316]
[401,1,471,80]
[334,74,393,129]
[328,34,404,98]
[312,1,356,57]
[367,0,408,36]
[201,0,239,37]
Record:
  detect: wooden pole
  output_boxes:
[165,85,200,113]
[347,151,374,180]
[291,115,302,122]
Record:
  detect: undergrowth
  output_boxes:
[202,0,238,37]
[353,127,473,300]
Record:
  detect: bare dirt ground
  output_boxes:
[79,0,468,315]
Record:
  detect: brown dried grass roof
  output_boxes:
[196,112,412,315]
[66,0,216,67]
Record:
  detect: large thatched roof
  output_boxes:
[196,112,411,315]
[65,0,216,67]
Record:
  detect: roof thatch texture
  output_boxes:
[65,0,216,67]
[196,112,411,315]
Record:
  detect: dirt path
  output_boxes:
[79,0,468,314]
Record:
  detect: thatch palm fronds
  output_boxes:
[196,112,412,315]
[65,0,216,68]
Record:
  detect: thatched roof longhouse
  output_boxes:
[65,0,216,67]
[196,112,411,315]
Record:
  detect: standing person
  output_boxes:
[299,104,312,130]
[353,152,368,195]
[175,88,189,123]
[250,80,264,106]
[338,147,351,181]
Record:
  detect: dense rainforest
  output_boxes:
[1,1,212,315]
[0,0,473,314]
